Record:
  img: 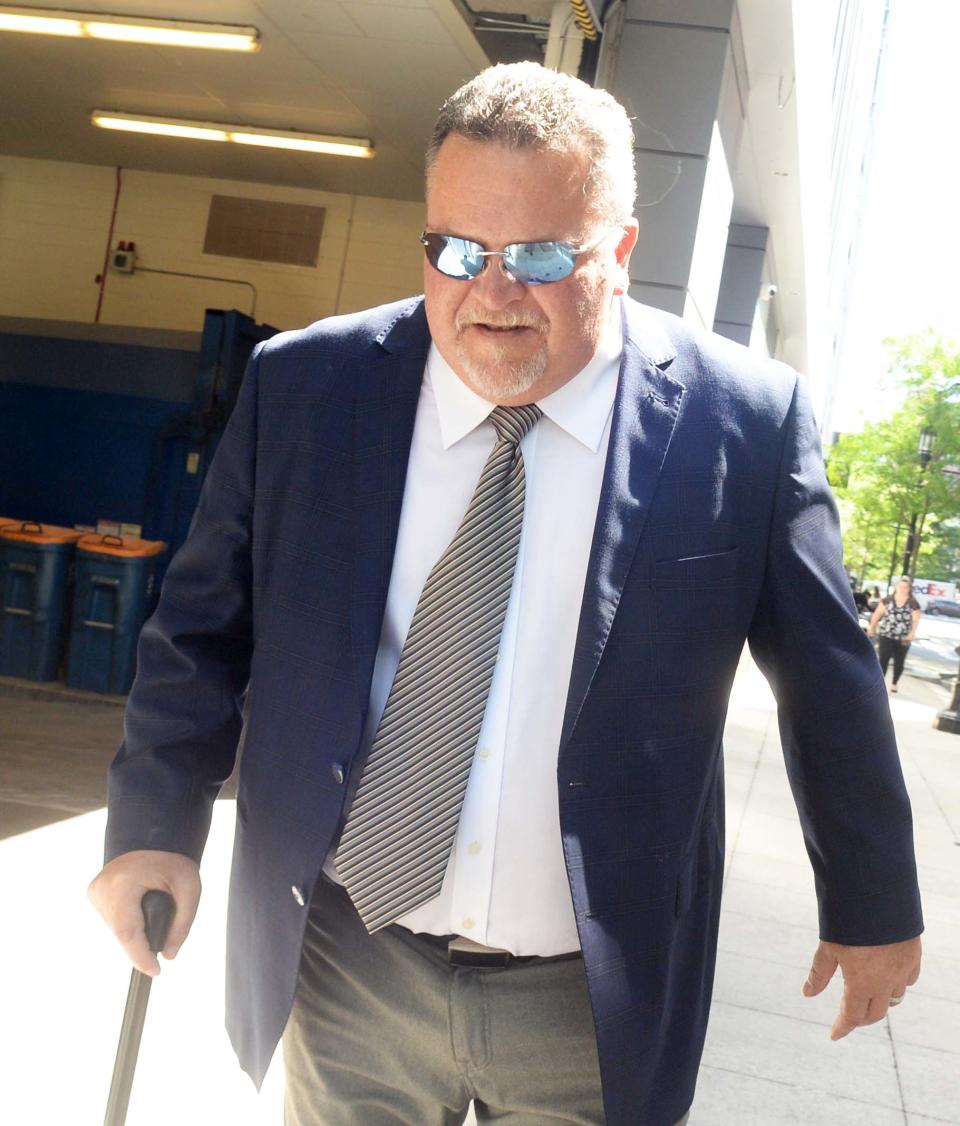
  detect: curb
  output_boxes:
[0,675,126,707]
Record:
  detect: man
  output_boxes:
[89,64,922,1125]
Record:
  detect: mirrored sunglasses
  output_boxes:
[420,230,611,286]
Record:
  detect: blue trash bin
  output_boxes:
[66,534,166,694]
[0,521,83,681]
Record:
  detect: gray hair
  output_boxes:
[426,62,637,224]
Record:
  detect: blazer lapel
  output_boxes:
[560,301,684,749]
[350,299,430,723]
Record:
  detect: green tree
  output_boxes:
[829,333,960,585]
[917,518,960,581]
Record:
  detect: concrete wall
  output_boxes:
[607,0,746,331]
[714,223,769,347]
[0,156,425,333]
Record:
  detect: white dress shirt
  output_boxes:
[331,302,622,955]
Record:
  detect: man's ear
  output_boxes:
[612,219,639,295]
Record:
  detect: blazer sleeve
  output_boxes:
[103,343,262,865]
[747,373,923,946]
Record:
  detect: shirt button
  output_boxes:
[291,885,305,907]
[468,841,482,855]
[331,763,345,784]
[461,916,476,931]
[478,748,491,761]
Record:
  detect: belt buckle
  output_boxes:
[447,935,512,968]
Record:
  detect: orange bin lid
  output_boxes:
[76,533,166,558]
[0,520,85,545]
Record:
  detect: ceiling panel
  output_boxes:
[256,1,367,37]
[345,4,457,43]
[0,0,501,200]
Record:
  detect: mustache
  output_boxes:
[455,309,548,334]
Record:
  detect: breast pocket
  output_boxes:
[654,547,739,636]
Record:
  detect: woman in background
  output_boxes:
[868,578,922,693]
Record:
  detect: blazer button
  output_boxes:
[331,763,345,785]
[291,885,305,907]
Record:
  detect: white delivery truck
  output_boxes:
[911,578,958,610]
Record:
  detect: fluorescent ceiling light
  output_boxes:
[0,7,259,50]
[93,114,229,142]
[0,11,80,35]
[92,112,375,159]
[231,128,375,159]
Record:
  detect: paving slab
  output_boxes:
[0,797,77,836]
[719,875,816,929]
[700,1002,903,1110]
[886,989,960,1054]
[711,948,886,1040]
[716,907,820,971]
[731,808,810,864]
[690,1063,907,1125]
[896,1042,960,1123]
[724,849,819,896]
[906,950,960,1005]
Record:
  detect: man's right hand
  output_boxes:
[88,850,201,978]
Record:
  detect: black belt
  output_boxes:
[411,931,582,968]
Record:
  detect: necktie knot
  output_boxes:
[489,404,542,446]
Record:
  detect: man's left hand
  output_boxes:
[802,936,922,1039]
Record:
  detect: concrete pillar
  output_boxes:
[544,0,584,75]
[602,0,748,331]
[713,223,769,346]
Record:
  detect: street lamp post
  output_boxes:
[887,518,902,591]
[901,426,936,579]
[932,466,960,733]
[934,645,960,733]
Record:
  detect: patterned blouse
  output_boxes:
[876,596,920,640]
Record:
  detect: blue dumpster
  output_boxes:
[66,534,166,694]
[0,520,83,680]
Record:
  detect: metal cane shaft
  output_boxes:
[103,972,153,1125]
[103,890,175,1126]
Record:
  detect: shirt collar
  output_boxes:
[426,300,623,453]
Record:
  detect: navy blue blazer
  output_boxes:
[106,296,922,1125]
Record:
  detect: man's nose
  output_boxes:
[471,256,527,307]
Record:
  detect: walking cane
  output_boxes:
[103,890,176,1126]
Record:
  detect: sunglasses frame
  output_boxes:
[420,228,614,286]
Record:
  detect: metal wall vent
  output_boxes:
[203,195,326,267]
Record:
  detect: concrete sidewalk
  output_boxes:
[696,660,959,1125]
[0,657,957,1125]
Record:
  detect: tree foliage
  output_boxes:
[828,333,960,584]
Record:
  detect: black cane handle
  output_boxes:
[142,890,175,953]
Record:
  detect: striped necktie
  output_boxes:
[337,403,542,932]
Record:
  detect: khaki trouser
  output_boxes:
[283,877,690,1125]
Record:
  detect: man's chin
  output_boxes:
[454,350,547,402]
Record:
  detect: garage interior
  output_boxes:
[2,0,803,831]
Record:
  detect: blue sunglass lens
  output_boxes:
[423,233,578,284]
[427,235,485,279]
[508,242,576,284]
